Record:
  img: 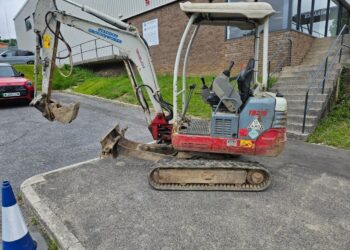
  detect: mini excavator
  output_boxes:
[31,0,287,191]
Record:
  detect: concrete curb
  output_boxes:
[20,158,100,250]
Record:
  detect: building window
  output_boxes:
[25,16,32,31]
[312,0,329,37]
[292,0,349,37]
[226,0,350,39]
[339,3,349,33]
[327,0,340,36]
[296,0,313,35]
[226,0,289,39]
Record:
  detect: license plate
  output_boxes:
[2,92,20,97]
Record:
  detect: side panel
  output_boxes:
[238,97,275,140]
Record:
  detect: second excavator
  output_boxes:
[31,0,287,191]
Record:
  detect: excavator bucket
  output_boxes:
[31,94,80,124]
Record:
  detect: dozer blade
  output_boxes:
[31,94,79,124]
[149,160,271,191]
[100,124,175,160]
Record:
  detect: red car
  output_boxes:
[0,63,34,104]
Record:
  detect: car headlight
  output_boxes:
[26,81,33,87]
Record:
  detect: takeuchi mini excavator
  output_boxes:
[32,0,287,191]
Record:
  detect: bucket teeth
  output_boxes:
[31,94,79,124]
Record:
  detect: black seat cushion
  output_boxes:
[237,58,255,104]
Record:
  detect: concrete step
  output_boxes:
[302,56,338,64]
[287,107,322,116]
[287,114,318,124]
[277,75,336,82]
[272,37,339,141]
[279,72,338,78]
[309,44,333,50]
[286,100,324,109]
[284,93,327,101]
[281,65,318,73]
[271,86,332,94]
[304,50,334,57]
[275,88,332,96]
[312,38,335,45]
[281,64,341,74]
[277,81,334,88]
[287,121,314,134]
[286,130,309,140]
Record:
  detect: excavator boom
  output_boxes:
[32,0,166,126]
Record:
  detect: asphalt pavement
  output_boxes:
[22,141,350,250]
[0,92,152,245]
[2,92,350,249]
[0,92,151,191]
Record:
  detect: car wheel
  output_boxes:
[27,61,34,65]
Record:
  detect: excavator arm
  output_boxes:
[32,0,172,128]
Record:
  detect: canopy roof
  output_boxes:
[180,1,275,28]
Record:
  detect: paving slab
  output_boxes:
[21,140,350,250]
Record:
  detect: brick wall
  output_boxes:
[125,1,315,76]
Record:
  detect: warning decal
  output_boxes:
[43,34,51,49]
[249,119,263,131]
[248,129,259,139]
[240,140,254,148]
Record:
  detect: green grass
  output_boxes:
[14,64,215,118]
[308,69,350,150]
[308,97,350,150]
[13,64,274,119]
[74,74,214,118]
[14,65,94,90]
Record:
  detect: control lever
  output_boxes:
[223,61,235,77]
[201,78,210,103]
[201,77,207,89]
[181,84,196,120]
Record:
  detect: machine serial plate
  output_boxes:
[227,139,238,147]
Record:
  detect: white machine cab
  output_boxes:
[173,1,277,121]
[180,1,275,27]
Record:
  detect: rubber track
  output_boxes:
[149,160,271,191]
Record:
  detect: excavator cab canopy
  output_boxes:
[180,1,275,28]
[173,1,275,121]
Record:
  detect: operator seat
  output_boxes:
[237,58,255,105]
[204,58,255,113]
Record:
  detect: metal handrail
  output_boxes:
[268,35,293,89]
[301,25,349,133]
[58,38,117,64]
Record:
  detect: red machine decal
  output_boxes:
[239,128,248,137]
[249,110,268,117]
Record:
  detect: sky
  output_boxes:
[0,0,26,39]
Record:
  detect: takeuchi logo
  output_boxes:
[88,28,122,44]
